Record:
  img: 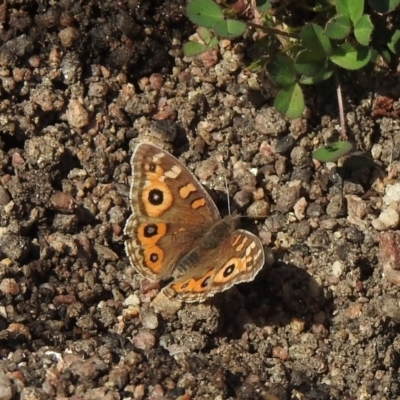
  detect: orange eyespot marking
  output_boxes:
[143,245,164,273]
[191,198,206,210]
[179,183,197,199]
[137,223,167,274]
[142,182,173,217]
[137,223,167,246]
[214,257,246,283]
[172,270,213,293]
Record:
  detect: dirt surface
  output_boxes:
[1,1,400,400]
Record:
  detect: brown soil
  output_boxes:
[1,1,400,399]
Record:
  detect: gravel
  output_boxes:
[1,1,400,399]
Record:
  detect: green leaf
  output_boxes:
[247,58,265,72]
[208,36,219,48]
[301,23,333,56]
[368,0,400,13]
[369,49,391,75]
[256,0,272,12]
[183,26,219,57]
[266,54,297,87]
[388,30,400,54]
[313,141,353,162]
[186,0,224,28]
[325,15,352,40]
[274,84,305,119]
[354,14,374,46]
[299,62,334,84]
[336,0,363,24]
[213,19,247,38]
[197,27,212,45]
[330,43,371,70]
[295,50,327,77]
[183,41,209,57]
[379,49,392,65]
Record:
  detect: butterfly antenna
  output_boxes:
[224,175,231,216]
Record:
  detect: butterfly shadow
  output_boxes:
[212,257,330,338]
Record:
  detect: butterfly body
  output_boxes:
[171,215,238,277]
[124,143,265,302]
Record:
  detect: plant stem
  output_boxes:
[334,66,347,140]
[246,22,297,38]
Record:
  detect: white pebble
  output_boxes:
[123,294,140,306]
[384,183,400,205]
[332,261,343,277]
[378,208,400,229]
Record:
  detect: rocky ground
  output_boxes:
[1,1,400,399]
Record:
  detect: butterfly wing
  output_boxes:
[124,143,221,280]
[162,229,265,302]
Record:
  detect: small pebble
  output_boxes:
[134,384,145,399]
[383,182,400,205]
[246,199,269,217]
[326,194,347,218]
[140,311,158,330]
[275,182,301,214]
[291,146,312,168]
[371,144,382,159]
[122,305,140,319]
[346,195,368,219]
[293,197,307,220]
[195,160,218,181]
[290,318,306,334]
[378,208,400,229]
[123,294,140,307]
[132,330,156,351]
[68,358,99,380]
[67,98,90,128]
[58,26,80,47]
[7,323,31,340]
[0,278,20,295]
[151,291,182,316]
[233,190,251,208]
[254,107,287,136]
[379,231,400,285]
[107,365,129,390]
[88,81,108,98]
[0,234,30,263]
[0,373,13,400]
[272,346,289,361]
[50,191,76,212]
[0,186,11,205]
[332,261,343,277]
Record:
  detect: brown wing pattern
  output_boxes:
[124,143,221,280]
[163,226,265,302]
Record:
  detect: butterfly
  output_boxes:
[124,143,265,302]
